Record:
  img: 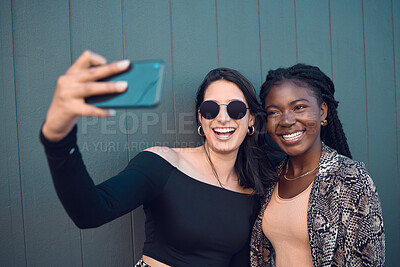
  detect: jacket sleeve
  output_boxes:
[40,126,172,229]
[250,189,275,266]
[342,162,385,266]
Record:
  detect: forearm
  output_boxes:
[40,126,130,228]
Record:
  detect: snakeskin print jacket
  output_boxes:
[250,143,385,266]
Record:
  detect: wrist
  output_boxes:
[42,122,66,142]
[42,117,77,142]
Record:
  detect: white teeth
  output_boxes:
[282,131,304,140]
[214,127,235,134]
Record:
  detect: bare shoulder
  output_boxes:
[144,146,179,166]
[145,146,202,168]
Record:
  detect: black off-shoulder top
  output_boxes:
[40,126,259,267]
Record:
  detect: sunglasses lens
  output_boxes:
[200,100,219,119]
[227,100,247,119]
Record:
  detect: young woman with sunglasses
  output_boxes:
[40,51,275,267]
[250,64,385,266]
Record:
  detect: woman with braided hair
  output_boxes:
[250,64,385,266]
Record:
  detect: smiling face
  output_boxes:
[199,80,254,155]
[264,81,327,158]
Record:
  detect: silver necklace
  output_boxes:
[283,160,319,181]
[203,145,224,188]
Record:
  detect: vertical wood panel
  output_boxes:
[259,0,297,79]
[330,0,368,164]
[124,0,175,261]
[363,0,399,265]
[217,0,261,88]
[13,0,82,265]
[70,1,133,266]
[296,0,332,74]
[394,0,400,244]
[0,0,26,266]
[394,0,400,260]
[124,0,175,155]
[171,0,218,145]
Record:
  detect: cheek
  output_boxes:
[238,119,249,134]
[302,112,321,133]
[266,119,276,133]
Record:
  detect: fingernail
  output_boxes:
[117,59,130,69]
[91,52,107,64]
[115,81,128,91]
[108,109,116,116]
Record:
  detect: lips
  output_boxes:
[279,130,305,144]
[213,127,236,140]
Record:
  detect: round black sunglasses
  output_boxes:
[199,100,249,120]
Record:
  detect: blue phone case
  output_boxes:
[85,60,165,108]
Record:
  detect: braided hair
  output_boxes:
[259,63,352,158]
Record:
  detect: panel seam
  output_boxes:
[215,0,220,67]
[11,0,28,264]
[390,0,399,177]
[328,0,334,79]
[361,0,370,169]
[294,0,298,63]
[68,1,85,266]
[258,0,263,84]
[119,1,134,264]
[170,0,177,148]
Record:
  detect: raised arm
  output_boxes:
[40,51,172,228]
[42,50,129,141]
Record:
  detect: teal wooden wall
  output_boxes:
[1,0,398,265]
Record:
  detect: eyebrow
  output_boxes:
[265,98,310,109]
[206,98,245,104]
[290,98,310,105]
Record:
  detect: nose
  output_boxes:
[279,111,295,127]
[216,104,231,122]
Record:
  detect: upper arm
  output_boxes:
[341,163,385,265]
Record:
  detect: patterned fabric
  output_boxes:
[134,258,151,267]
[250,143,385,266]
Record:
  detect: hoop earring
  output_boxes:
[247,125,255,136]
[197,125,205,136]
[321,119,328,126]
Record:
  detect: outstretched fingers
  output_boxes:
[75,59,130,83]
[71,81,128,99]
[67,50,107,73]
[77,103,116,118]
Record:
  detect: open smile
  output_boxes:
[213,127,236,140]
[279,130,305,144]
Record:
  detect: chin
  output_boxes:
[209,141,241,154]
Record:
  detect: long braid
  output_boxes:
[260,64,352,158]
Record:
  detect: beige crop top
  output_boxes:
[262,181,314,267]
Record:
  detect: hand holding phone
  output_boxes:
[42,51,165,142]
[85,60,166,108]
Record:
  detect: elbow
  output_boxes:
[73,219,103,229]
[69,213,105,229]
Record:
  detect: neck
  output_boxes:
[287,141,322,177]
[203,143,238,185]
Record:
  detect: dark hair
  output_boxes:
[260,63,352,158]
[195,68,277,195]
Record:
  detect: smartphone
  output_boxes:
[85,60,165,108]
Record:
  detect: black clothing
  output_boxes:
[40,127,259,267]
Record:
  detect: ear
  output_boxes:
[198,109,203,124]
[321,102,328,121]
[249,113,255,127]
